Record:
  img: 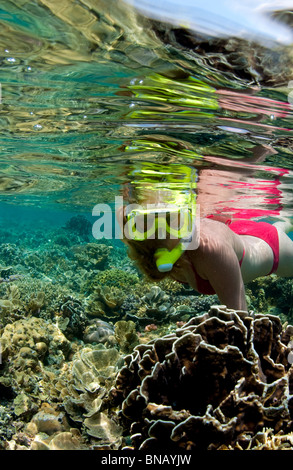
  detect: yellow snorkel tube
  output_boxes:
[154,243,186,272]
[154,205,197,272]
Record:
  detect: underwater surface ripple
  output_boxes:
[0,0,291,222]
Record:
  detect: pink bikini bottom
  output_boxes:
[228,220,279,275]
[173,220,279,296]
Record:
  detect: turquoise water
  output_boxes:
[0,0,293,452]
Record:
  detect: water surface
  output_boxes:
[0,0,292,230]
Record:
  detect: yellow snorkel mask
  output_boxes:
[125,203,197,272]
[125,205,193,240]
[124,163,198,272]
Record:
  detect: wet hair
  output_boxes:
[125,238,169,281]
[122,211,169,281]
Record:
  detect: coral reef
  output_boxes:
[1,217,293,451]
[0,275,87,326]
[11,403,90,450]
[72,243,112,271]
[247,276,293,322]
[0,317,71,400]
[56,295,88,340]
[83,319,116,345]
[0,244,21,265]
[71,345,123,395]
[63,344,124,449]
[85,268,140,291]
[122,285,178,326]
[63,215,92,241]
[140,286,176,318]
[86,286,126,320]
[238,428,293,450]
[0,283,22,319]
[26,292,45,315]
[114,320,139,354]
[109,305,293,450]
[122,285,217,327]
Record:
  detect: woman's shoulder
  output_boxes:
[199,217,233,240]
[198,217,244,260]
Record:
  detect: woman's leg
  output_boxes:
[273,218,293,234]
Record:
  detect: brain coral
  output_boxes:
[109,305,293,450]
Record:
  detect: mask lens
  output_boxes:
[168,208,192,238]
[126,206,193,240]
[130,211,156,238]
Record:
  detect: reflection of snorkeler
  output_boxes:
[117,168,293,312]
[121,135,289,220]
[120,71,291,219]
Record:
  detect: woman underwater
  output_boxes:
[117,165,293,312]
[117,72,293,311]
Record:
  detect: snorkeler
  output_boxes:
[116,73,293,312]
[118,187,293,312]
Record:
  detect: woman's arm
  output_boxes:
[191,240,248,311]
